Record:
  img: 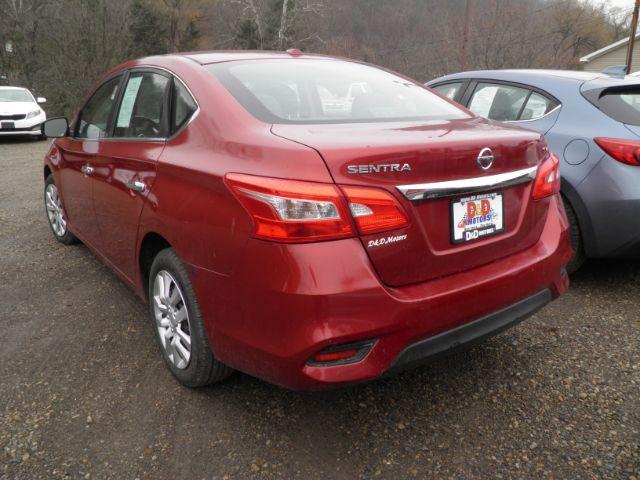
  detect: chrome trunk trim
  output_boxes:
[396,166,538,201]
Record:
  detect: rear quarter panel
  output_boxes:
[543,83,637,257]
[135,57,332,280]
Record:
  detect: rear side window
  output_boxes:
[520,92,556,120]
[468,83,529,121]
[172,81,197,134]
[432,82,464,101]
[207,59,470,124]
[114,72,171,138]
[76,76,122,139]
[468,82,558,122]
[598,89,640,126]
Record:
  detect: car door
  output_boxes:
[90,69,172,282]
[464,80,560,135]
[56,75,125,246]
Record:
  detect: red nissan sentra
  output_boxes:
[41,51,572,390]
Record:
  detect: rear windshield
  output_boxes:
[206,59,470,124]
[598,89,640,126]
[0,89,33,102]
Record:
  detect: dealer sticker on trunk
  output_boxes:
[451,192,504,244]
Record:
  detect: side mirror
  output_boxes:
[42,117,69,138]
[37,97,47,104]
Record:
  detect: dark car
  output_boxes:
[41,52,571,390]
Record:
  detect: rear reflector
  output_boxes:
[594,137,640,166]
[532,153,560,200]
[312,348,360,363]
[225,173,354,242]
[341,186,409,234]
[308,340,375,366]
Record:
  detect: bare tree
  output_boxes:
[158,0,203,51]
[0,0,624,116]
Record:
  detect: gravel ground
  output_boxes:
[0,138,638,480]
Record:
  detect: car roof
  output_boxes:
[429,69,604,85]
[178,50,333,65]
[0,86,30,91]
[428,69,640,102]
[429,68,640,86]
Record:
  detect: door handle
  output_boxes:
[126,180,146,193]
[81,164,94,175]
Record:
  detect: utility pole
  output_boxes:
[626,0,640,74]
[461,0,472,71]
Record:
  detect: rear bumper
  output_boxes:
[188,194,572,390]
[388,289,552,374]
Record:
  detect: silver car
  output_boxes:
[427,70,640,272]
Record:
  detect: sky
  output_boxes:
[594,0,636,14]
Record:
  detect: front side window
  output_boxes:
[76,76,122,140]
[432,82,464,101]
[468,83,529,121]
[207,59,470,124]
[114,72,170,138]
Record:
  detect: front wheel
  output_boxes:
[148,248,233,387]
[44,174,78,245]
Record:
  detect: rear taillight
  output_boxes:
[341,186,409,235]
[225,173,354,242]
[594,137,640,166]
[532,153,560,200]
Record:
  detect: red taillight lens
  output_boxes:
[532,153,560,200]
[225,173,354,243]
[594,137,640,166]
[341,186,409,235]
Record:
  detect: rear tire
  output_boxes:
[44,174,78,245]
[562,195,585,274]
[148,248,233,387]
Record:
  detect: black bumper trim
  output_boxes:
[388,289,552,373]
[0,126,42,132]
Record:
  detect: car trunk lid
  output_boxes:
[272,117,548,286]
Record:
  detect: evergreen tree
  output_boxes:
[178,17,200,52]
[267,0,297,50]
[235,18,261,50]
[129,0,169,57]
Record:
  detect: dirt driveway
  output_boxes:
[1,139,638,479]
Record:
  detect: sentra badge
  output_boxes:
[347,163,412,174]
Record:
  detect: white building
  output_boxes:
[580,33,640,72]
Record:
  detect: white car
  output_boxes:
[0,86,47,139]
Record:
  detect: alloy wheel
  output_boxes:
[45,183,67,237]
[152,270,192,369]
